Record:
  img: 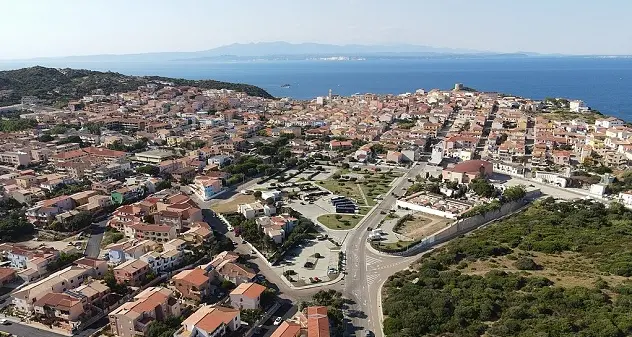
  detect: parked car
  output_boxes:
[0,319,9,325]
[273,317,283,326]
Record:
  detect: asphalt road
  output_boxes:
[84,219,108,258]
[0,321,66,337]
[253,300,298,337]
[342,163,426,337]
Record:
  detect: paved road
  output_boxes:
[342,163,426,336]
[0,321,67,337]
[253,300,298,337]
[84,219,108,258]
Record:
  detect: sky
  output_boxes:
[1,0,631,59]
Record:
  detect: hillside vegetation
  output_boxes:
[0,66,273,106]
[383,199,632,337]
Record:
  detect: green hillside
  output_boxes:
[0,66,273,107]
[383,199,632,337]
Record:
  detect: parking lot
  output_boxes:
[272,238,341,287]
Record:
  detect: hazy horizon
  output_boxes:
[2,0,632,59]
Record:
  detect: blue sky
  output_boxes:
[1,0,631,59]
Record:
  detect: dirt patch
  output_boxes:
[397,214,451,240]
[210,194,256,213]
[459,251,629,289]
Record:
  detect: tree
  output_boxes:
[240,309,263,325]
[136,165,160,176]
[37,134,55,142]
[502,185,526,202]
[469,178,496,197]
[221,279,236,290]
[253,191,262,199]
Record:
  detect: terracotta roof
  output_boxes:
[230,282,266,299]
[270,321,302,337]
[129,223,173,232]
[34,292,82,310]
[445,160,492,174]
[75,257,106,268]
[184,306,240,334]
[216,261,255,280]
[172,268,209,287]
[307,306,330,337]
[83,147,128,158]
[0,267,16,281]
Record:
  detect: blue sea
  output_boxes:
[2,57,631,120]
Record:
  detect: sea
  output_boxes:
[2,57,631,121]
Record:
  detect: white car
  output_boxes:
[273,317,283,326]
[0,319,8,324]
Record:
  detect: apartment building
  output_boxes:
[238,201,276,219]
[113,259,151,286]
[193,175,223,201]
[123,223,177,242]
[109,287,181,337]
[11,265,95,313]
[177,305,241,337]
[0,151,31,167]
[171,267,212,301]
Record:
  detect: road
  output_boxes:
[84,219,108,258]
[341,163,426,336]
[0,321,67,337]
[0,316,108,337]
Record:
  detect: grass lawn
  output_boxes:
[317,214,363,230]
[210,194,255,213]
[377,240,415,250]
[319,170,402,207]
[357,207,372,215]
[318,180,366,205]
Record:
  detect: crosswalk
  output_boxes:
[366,272,380,287]
[365,255,381,267]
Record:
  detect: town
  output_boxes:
[0,76,630,337]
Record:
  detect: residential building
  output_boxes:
[171,268,212,301]
[193,175,223,201]
[133,149,176,164]
[113,259,151,286]
[123,223,177,242]
[0,151,31,167]
[619,191,632,208]
[109,287,181,337]
[307,306,330,337]
[229,282,266,310]
[177,305,241,337]
[238,201,276,219]
[270,321,302,337]
[11,265,95,313]
[442,160,493,184]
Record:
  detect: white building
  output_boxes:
[237,202,276,219]
[619,191,632,208]
[595,117,625,129]
[534,171,568,188]
[229,282,266,310]
[569,100,585,113]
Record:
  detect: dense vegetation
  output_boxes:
[0,198,34,241]
[0,66,273,107]
[383,199,632,337]
[301,290,349,337]
[0,117,37,132]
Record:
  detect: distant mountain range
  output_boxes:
[2,42,543,64]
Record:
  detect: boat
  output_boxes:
[281,84,291,88]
